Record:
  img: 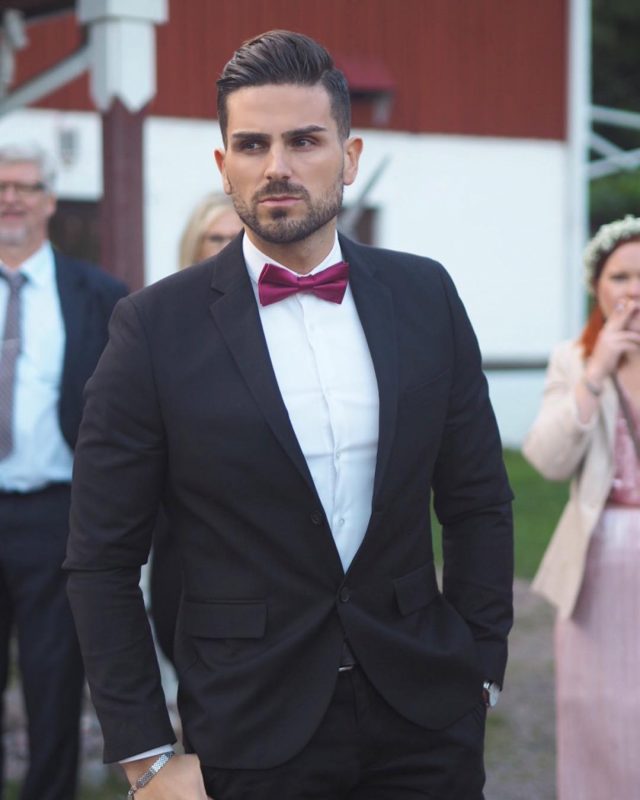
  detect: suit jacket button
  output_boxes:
[310,511,323,526]
[339,587,351,603]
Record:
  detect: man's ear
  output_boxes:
[343,137,363,187]
[214,148,231,194]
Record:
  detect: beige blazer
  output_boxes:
[522,339,618,618]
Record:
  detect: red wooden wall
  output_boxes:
[12,0,568,140]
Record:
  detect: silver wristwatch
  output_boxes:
[127,751,175,798]
[482,680,501,708]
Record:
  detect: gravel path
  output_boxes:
[5,578,557,797]
[484,579,556,799]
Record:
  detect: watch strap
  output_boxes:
[127,751,175,798]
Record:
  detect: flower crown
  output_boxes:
[584,214,640,287]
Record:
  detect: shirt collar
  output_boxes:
[242,231,343,287]
[0,241,55,288]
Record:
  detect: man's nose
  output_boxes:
[0,184,19,201]
[264,146,292,181]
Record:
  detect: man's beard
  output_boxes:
[0,228,27,247]
[230,179,344,245]
[0,225,28,247]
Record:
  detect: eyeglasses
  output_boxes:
[0,181,47,198]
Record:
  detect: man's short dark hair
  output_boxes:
[217,30,351,145]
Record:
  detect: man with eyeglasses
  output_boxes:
[0,143,127,800]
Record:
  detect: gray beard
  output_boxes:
[0,226,28,248]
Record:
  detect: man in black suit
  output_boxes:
[0,143,126,800]
[65,31,513,800]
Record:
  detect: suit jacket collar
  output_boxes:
[208,232,398,508]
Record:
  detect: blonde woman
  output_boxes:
[178,192,242,268]
[523,215,640,799]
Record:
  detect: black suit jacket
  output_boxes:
[65,233,513,767]
[53,250,128,448]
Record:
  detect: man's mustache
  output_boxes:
[254,182,310,202]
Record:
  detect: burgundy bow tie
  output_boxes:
[258,261,349,306]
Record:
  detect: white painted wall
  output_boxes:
[354,131,569,360]
[144,115,226,284]
[0,108,570,445]
[486,371,546,449]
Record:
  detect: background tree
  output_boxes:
[590,0,640,230]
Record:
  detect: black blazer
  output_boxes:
[53,250,128,449]
[65,233,513,767]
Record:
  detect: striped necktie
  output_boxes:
[0,268,26,460]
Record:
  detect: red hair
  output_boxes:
[579,304,605,358]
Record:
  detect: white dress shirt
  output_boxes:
[243,232,380,571]
[126,232,380,764]
[0,242,73,491]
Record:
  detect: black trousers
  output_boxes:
[0,485,84,800]
[201,666,486,800]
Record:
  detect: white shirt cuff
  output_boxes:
[119,745,174,764]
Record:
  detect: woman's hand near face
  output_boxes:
[575,301,640,424]
[587,300,640,386]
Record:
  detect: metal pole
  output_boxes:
[591,105,640,130]
[565,0,591,338]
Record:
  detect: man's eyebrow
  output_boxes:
[230,131,270,142]
[284,125,328,138]
[230,125,329,142]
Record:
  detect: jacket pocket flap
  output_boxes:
[183,600,267,639]
[393,563,439,616]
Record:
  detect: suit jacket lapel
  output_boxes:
[340,237,398,503]
[208,235,399,513]
[208,239,318,495]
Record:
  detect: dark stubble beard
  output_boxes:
[229,177,344,245]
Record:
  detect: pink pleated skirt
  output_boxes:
[555,505,640,800]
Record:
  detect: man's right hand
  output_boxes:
[122,753,213,799]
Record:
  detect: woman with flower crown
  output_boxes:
[523,215,640,799]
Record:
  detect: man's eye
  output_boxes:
[239,140,264,152]
[292,137,314,147]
